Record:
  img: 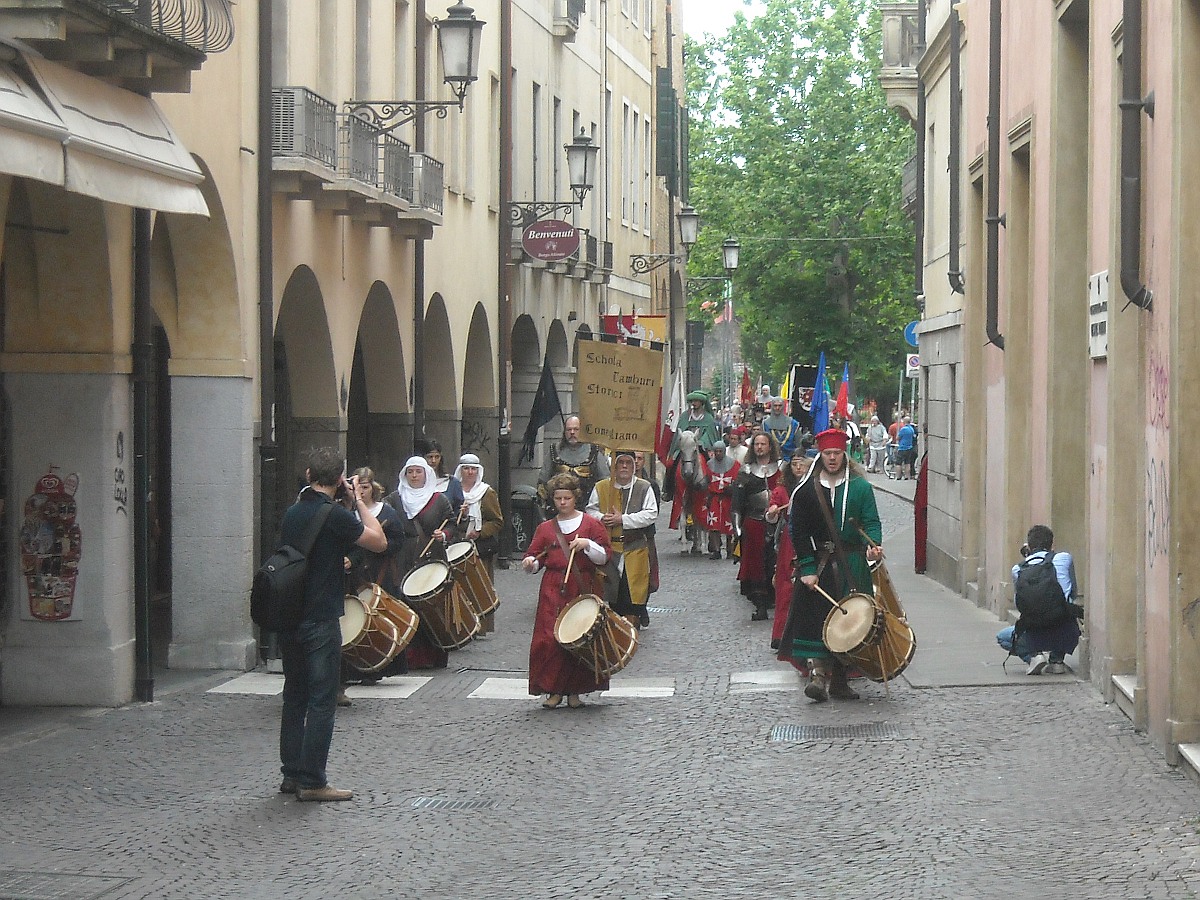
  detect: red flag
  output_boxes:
[656,368,685,465]
[834,362,850,419]
[739,366,753,408]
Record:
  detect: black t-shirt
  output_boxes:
[280,489,365,622]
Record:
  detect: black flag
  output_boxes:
[519,355,563,464]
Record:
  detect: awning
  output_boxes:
[0,53,208,217]
[0,64,68,186]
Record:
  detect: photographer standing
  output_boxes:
[276,447,385,802]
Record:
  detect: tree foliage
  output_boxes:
[685,0,916,407]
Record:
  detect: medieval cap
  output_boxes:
[814,428,850,452]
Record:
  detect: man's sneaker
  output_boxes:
[1043,661,1068,675]
[1026,653,1049,675]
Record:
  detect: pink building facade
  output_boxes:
[884,0,1200,772]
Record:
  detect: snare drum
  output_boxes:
[822,592,885,655]
[356,583,420,651]
[340,595,404,672]
[846,611,916,683]
[554,594,639,678]
[445,541,500,617]
[401,561,480,650]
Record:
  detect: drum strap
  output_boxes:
[815,481,855,598]
[550,519,574,596]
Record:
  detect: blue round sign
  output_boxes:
[904,320,920,348]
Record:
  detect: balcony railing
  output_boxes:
[413,154,444,213]
[272,87,338,170]
[880,3,922,70]
[96,0,235,53]
[380,134,415,203]
[902,152,919,214]
[342,114,378,184]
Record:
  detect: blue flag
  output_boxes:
[811,351,829,434]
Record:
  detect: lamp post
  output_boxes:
[630,204,701,274]
[344,2,486,133]
[721,237,740,408]
[509,130,600,225]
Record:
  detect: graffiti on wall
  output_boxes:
[20,468,82,621]
[114,430,128,516]
[1149,354,1169,430]
[460,418,494,458]
[1146,456,1170,564]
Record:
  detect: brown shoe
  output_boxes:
[296,784,353,802]
[804,669,830,703]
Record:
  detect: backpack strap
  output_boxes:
[296,500,335,556]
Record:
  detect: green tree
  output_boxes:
[685,0,915,409]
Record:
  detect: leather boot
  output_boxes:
[750,591,769,621]
[804,661,830,702]
[829,662,860,700]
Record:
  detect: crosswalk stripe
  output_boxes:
[207,671,809,698]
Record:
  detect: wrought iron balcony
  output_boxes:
[413,154,444,214]
[0,0,234,92]
[902,151,920,218]
[380,134,415,204]
[273,87,338,171]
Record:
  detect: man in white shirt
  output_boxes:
[588,450,659,628]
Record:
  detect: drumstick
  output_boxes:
[563,546,578,587]
[420,518,452,558]
[807,581,848,614]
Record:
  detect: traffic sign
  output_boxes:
[906,353,920,377]
[904,320,920,348]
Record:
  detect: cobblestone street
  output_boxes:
[0,489,1198,899]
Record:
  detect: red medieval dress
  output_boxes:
[525,513,613,696]
[769,483,794,645]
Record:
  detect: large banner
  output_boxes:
[576,340,665,451]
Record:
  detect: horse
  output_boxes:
[669,430,710,552]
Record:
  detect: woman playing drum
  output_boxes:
[344,467,410,683]
[778,429,883,702]
[385,456,456,670]
[453,453,504,634]
[521,473,612,710]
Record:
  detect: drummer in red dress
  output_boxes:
[777,429,883,703]
[522,473,613,710]
[701,440,739,560]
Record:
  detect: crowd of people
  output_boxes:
[267,396,914,799]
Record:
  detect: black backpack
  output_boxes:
[250,502,333,632]
[1013,551,1070,634]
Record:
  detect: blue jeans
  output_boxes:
[997,623,1076,664]
[279,618,342,789]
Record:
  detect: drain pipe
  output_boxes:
[984,0,1004,349]
[1119,0,1153,310]
[913,0,926,307]
[947,7,965,294]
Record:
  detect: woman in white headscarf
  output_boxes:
[454,453,504,634]
[383,456,454,669]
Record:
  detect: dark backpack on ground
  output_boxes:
[1013,551,1070,634]
[250,502,333,632]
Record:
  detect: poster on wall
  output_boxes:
[575,339,665,451]
[20,468,82,621]
[600,314,667,345]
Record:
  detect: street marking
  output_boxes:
[729,669,803,694]
[347,678,431,699]
[468,676,676,699]
[208,672,283,695]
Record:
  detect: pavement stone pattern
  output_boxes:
[0,491,1198,899]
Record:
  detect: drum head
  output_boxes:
[824,593,879,653]
[555,595,600,644]
[403,561,450,596]
[340,596,369,647]
[446,541,474,564]
[357,585,379,606]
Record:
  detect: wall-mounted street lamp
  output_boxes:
[629,204,702,275]
[344,2,486,133]
[509,130,600,226]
